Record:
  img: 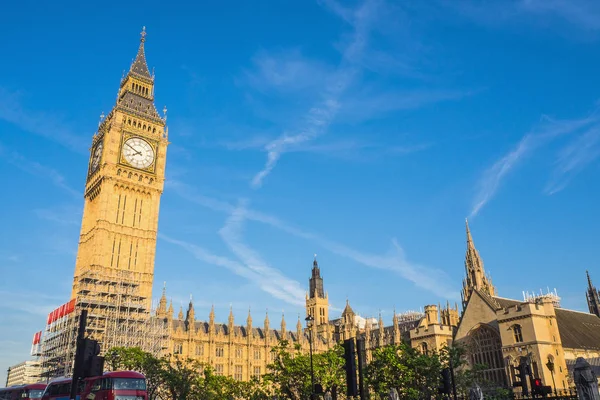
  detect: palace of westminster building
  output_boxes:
[12,29,600,389]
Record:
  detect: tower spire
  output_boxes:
[461,219,496,308]
[586,270,600,318]
[129,26,152,79]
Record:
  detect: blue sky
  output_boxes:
[2,0,600,383]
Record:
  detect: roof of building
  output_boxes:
[477,291,600,351]
[555,309,600,350]
[566,357,600,376]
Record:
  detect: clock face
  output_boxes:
[91,142,103,172]
[122,137,155,169]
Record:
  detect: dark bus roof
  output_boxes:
[0,383,47,390]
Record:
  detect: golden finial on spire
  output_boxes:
[140,26,147,43]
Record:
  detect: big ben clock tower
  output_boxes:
[70,27,168,351]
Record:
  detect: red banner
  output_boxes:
[46,299,77,325]
[32,331,42,345]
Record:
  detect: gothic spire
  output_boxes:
[157,282,167,317]
[228,305,234,326]
[209,304,215,324]
[309,254,325,299]
[130,26,152,79]
[586,270,600,318]
[281,312,286,336]
[461,219,496,307]
[247,307,252,327]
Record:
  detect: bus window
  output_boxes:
[112,378,146,390]
[25,390,43,399]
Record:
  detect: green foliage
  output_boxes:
[107,340,511,400]
[365,342,443,400]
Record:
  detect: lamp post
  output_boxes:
[546,358,557,394]
[305,315,315,400]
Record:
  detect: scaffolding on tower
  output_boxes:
[39,268,168,379]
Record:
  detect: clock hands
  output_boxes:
[125,142,142,156]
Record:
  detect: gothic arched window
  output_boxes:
[468,325,507,386]
[421,342,428,355]
[513,324,524,343]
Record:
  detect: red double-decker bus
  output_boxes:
[0,383,46,400]
[41,371,146,400]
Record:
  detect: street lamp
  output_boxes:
[546,358,557,394]
[305,315,315,400]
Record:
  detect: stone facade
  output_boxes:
[454,220,600,392]
[6,361,41,386]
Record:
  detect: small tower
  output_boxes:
[157,282,167,318]
[280,312,287,338]
[461,219,497,308]
[167,300,174,321]
[209,305,215,326]
[392,308,400,343]
[296,315,303,343]
[185,296,195,329]
[306,255,330,327]
[228,305,235,332]
[586,271,600,318]
[177,306,184,320]
[246,308,253,338]
[264,310,270,333]
[378,312,384,347]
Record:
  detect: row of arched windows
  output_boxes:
[125,117,157,134]
[132,82,149,96]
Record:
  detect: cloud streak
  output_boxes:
[250,0,378,188]
[168,181,458,299]
[470,113,599,217]
[159,231,306,307]
[0,88,88,154]
[0,143,81,198]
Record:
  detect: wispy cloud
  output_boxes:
[470,113,599,217]
[0,88,88,154]
[159,232,306,307]
[545,124,600,194]
[520,0,600,31]
[0,290,65,317]
[218,200,307,306]
[34,204,82,226]
[250,0,378,188]
[168,181,458,299]
[444,0,600,33]
[0,143,81,198]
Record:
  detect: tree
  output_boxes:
[365,342,443,400]
[105,347,166,400]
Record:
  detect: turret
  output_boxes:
[177,306,184,320]
[296,315,302,342]
[228,306,235,329]
[209,304,215,334]
[157,282,167,318]
[424,305,439,326]
[281,312,286,338]
[461,219,497,308]
[247,307,253,338]
[185,296,195,331]
[167,300,174,321]
[264,310,270,332]
[586,270,600,318]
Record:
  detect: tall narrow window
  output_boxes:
[134,240,139,269]
[115,194,122,223]
[127,242,133,270]
[116,238,122,268]
[110,238,117,267]
[138,200,143,226]
[121,195,127,224]
[513,325,523,343]
[132,198,138,227]
[421,342,428,355]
